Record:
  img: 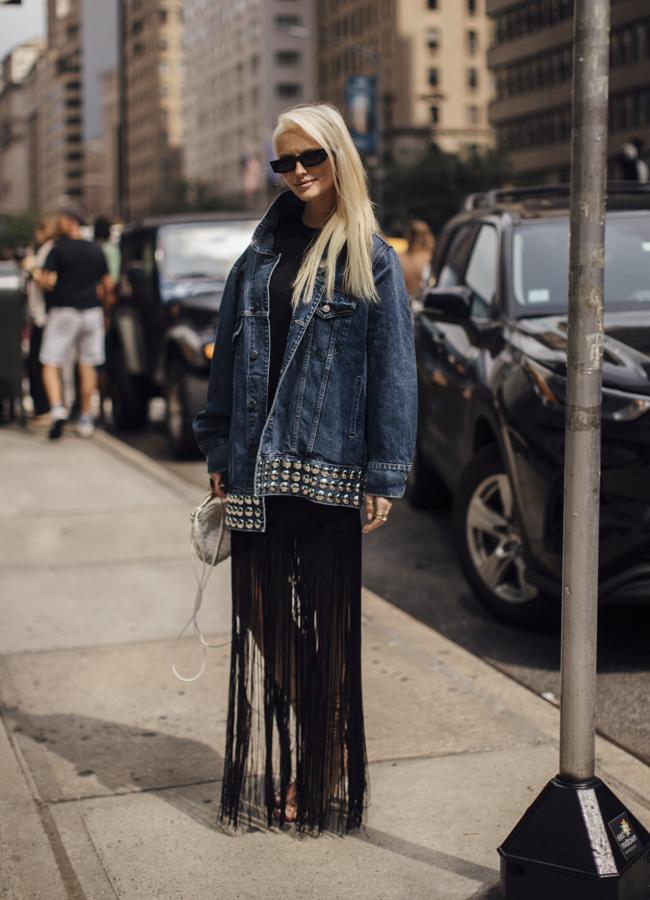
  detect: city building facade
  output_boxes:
[0,0,119,218]
[487,0,650,182]
[80,0,118,218]
[183,0,319,207]
[0,40,44,213]
[120,0,185,219]
[317,0,495,163]
[42,0,84,211]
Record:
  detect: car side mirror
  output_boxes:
[423,285,472,321]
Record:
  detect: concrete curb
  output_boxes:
[93,427,201,503]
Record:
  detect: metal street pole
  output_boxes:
[498,2,650,895]
[558,0,607,785]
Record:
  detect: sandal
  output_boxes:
[274,781,298,823]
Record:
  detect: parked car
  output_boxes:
[0,258,23,292]
[409,182,650,625]
[106,213,256,457]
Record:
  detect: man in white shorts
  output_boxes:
[38,207,113,439]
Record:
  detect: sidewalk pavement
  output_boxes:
[2,424,650,900]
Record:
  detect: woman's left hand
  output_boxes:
[362,494,393,534]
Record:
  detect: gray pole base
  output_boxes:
[498,777,650,899]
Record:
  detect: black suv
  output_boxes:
[409,183,650,625]
[106,213,256,457]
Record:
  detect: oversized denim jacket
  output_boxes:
[192,189,417,533]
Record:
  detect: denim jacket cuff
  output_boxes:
[364,462,411,497]
[202,441,229,474]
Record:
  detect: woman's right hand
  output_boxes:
[209,472,228,498]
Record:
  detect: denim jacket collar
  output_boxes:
[250,189,305,255]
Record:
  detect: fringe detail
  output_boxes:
[220,499,368,835]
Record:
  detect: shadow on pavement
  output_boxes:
[3,704,502,888]
[4,706,222,798]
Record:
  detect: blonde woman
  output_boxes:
[193,103,418,835]
[398,219,436,300]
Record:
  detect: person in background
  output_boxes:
[398,219,436,302]
[93,215,120,285]
[93,215,120,424]
[36,207,113,440]
[22,218,56,426]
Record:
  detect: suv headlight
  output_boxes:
[523,358,650,421]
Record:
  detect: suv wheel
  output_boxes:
[406,437,450,509]
[108,338,149,430]
[165,359,205,460]
[452,445,556,626]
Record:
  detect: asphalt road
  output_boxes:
[108,412,650,770]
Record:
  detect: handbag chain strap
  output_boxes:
[171,495,229,682]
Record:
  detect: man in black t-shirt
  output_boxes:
[38,206,113,439]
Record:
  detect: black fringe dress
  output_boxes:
[220,207,368,835]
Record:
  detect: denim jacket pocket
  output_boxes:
[313,295,356,320]
[347,374,364,438]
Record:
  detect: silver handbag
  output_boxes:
[190,490,231,565]
[171,487,231,683]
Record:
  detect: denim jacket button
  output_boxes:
[248,399,256,410]
[250,350,258,360]
[322,303,331,312]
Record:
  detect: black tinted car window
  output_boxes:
[512,214,650,315]
[465,224,498,317]
[437,224,479,287]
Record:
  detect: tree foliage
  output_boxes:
[379,144,512,236]
[0,211,41,252]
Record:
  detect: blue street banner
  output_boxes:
[345,75,377,156]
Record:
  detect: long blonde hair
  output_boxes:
[272,103,380,307]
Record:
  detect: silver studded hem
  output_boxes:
[223,456,366,533]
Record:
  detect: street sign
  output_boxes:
[345,75,377,156]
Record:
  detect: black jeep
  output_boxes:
[410,182,650,625]
[106,214,256,457]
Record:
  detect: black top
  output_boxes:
[267,206,320,413]
[43,236,109,310]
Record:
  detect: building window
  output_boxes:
[428,67,439,87]
[467,29,478,55]
[276,50,301,66]
[467,67,478,90]
[427,0,438,8]
[276,83,301,98]
[496,0,574,44]
[467,105,480,126]
[467,0,477,14]
[430,104,440,124]
[276,15,301,30]
[427,26,440,51]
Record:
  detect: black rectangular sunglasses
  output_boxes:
[269,148,329,174]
